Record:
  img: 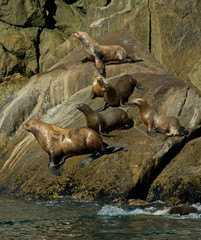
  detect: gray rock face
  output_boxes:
[0,21,39,79]
[0,0,201,98]
[0,30,200,203]
[0,0,47,27]
[81,0,201,91]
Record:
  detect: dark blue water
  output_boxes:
[0,196,201,240]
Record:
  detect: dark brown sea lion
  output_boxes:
[73,31,142,77]
[23,119,127,175]
[132,98,189,137]
[96,74,144,111]
[167,206,199,215]
[90,76,106,99]
[76,103,130,136]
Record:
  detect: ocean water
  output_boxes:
[0,196,201,240]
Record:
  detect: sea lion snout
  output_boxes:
[76,103,84,109]
[22,121,32,131]
[132,98,144,105]
[73,32,79,38]
[22,123,28,130]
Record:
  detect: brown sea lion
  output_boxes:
[96,74,144,111]
[90,76,106,99]
[132,98,189,137]
[73,31,142,77]
[23,119,127,175]
[167,206,199,215]
[76,103,130,136]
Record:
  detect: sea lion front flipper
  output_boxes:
[147,130,157,137]
[95,58,106,77]
[48,155,65,176]
[81,56,90,63]
[147,122,157,137]
[90,87,95,99]
[78,152,102,167]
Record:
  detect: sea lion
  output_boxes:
[167,206,199,215]
[96,74,144,111]
[132,98,189,137]
[90,76,106,99]
[23,119,127,175]
[73,31,142,77]
[76,103,130,136]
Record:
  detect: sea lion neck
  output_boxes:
[138,100,149,111]
[81,36,97,49]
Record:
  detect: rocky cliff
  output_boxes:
[0,0,200,102]
[0,30,201,204]
[0,0,201,204]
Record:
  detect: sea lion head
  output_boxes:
[73,31,89,41]
[132,98,146,107]
[96,76,105,86]
[22,119,42,132]
[76,103,87,111]
[76,103,92,114]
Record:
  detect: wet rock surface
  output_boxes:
[0,30,201,204]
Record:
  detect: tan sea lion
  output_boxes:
[23,119,127,175]
[167,206,199,215]
[76,103,130,136]
[73,31,142,77]
[96,74,144,111]
[90,76,106,99]
[132,98,189,137]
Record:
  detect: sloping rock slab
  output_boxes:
[0,29,201,201]
[147,137,201,205]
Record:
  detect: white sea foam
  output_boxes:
[98,205,151,216]
[98,203,201,219]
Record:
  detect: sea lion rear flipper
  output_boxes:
[127,57,143,63]
[106,60,124,65]
[104,145,128,154]
[78,152,102,167]
[121,102,137,107]
[98,132,115,137]
[96,102,109,112]
[179,126,189,135]
[136,82,145,90]
[155,127,166,134]
[95,58,106,77]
